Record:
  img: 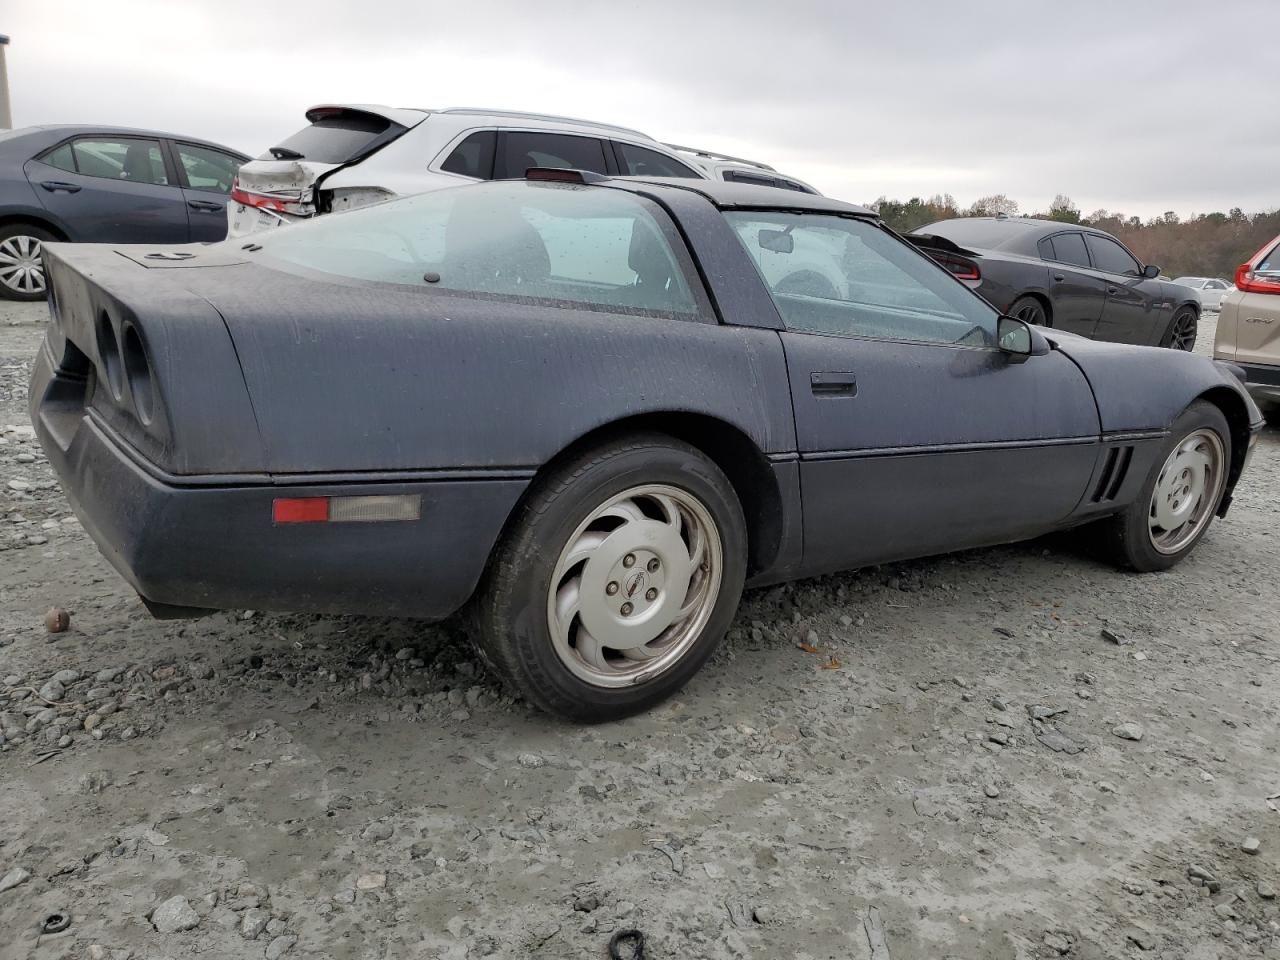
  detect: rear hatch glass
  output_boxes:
[262,111,404,165]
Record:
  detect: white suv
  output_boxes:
[228,105,815,237]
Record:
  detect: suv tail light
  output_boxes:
[1234,236,1280,295]
[932,252,981,281]
[230,177,310,216]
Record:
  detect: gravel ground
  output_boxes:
[1,299,1278,960]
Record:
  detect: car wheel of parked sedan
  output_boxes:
[1101,401,1229,572]
[1008,295,1048,327]
[474,433,747,722]
[0,225,55,301]
[1162,307,1198,352]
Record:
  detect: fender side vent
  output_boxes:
[1092,445,1134,503]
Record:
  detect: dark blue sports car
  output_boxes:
[0,124,246,300]
[30,171,1263,720]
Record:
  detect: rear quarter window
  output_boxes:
[253,180,710,320]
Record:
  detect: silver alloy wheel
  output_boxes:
[546,483,723,688]
[1148,428,1225,554]
[0,235,46,296]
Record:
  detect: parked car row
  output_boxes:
[1173,275,1235,312]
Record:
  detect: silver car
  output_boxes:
[228,105,814,237]
[1174,276,1235,312]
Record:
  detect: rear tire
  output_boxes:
[0,224,55,301]
[1099,401,1230,572]
[473,433,747,722]
[1161,306,1198,351]
[1008,295,1048,327]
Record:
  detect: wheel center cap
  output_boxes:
[578,521,691,650]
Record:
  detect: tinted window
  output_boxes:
[723,170,776,188]
[175,143,241,193]
[255,180,704,318]
[440,131,496,179]
[726,211,997,346]
[1044,232,1090,268]
[1085,234,1141,276]
[264,112,399,164]
[41,142,76,173]
[71,138,169,185]
[498,132,608,178]
[1205,280,1226,290]
[771,177,812,194]
[615,142,699,178]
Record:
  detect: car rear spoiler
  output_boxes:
[906,234,979,258]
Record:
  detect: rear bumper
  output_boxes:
[1235,361,1280,406]
[30,348,527,619]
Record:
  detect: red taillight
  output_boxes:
[230,177,305,213]
[1234,235,1280,295]
[1235,263,1280,295]
[273,497,329,524]
[935,253,980,281]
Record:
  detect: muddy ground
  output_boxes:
[0,298,1277,960]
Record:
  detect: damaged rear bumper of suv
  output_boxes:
[29,346,527,621]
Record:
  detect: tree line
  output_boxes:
[872,193,1280,280]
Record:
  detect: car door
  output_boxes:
[723,211,1101,576]
[25,135,190,243]
[169,141,243,242]
[1202,279,1228,310]
[1039,231,1106,336]
[1085,233,1167,344]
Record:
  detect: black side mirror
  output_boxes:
[1143,264,1160,279]
[998,315,1050,362]
[758,228,794,254]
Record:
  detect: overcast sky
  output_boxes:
[5,0,1275,219]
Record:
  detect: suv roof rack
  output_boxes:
[436,108,654,141]
[663,143,776,173]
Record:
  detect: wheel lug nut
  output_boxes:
[620,602,634,616]
[606,581,619,596]
[622,554,636,568]
[645,588,658,601]
[647,558,660,573]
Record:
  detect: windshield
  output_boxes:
[1173,277,1206,287]
[251,180,706,319]
[728,210,998,346]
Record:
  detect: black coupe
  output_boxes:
[909,216,1202,351]
[31,173,1262,720]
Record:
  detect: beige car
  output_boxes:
[1215,232,1280,411]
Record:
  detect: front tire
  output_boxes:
[474,434,747,722]
[0,224,55,301]
[1100,401,1230,572]
[1162,306,1198,351]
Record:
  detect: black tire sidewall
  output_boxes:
[1114,401,1230,571]
[1009,296,1047,327]
[0,224,56,302]
[479,437,747,722]
[1163,307,1197,351]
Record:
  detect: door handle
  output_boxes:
[39,180,81,194]
[810,372,857,397]
[187,200,223,212]
[1052,273,1065,282]
[1107,286,1118,295]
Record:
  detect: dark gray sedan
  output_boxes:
[0,125,246,300]
[909,217,1202,351]
[31,173,1263,720]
